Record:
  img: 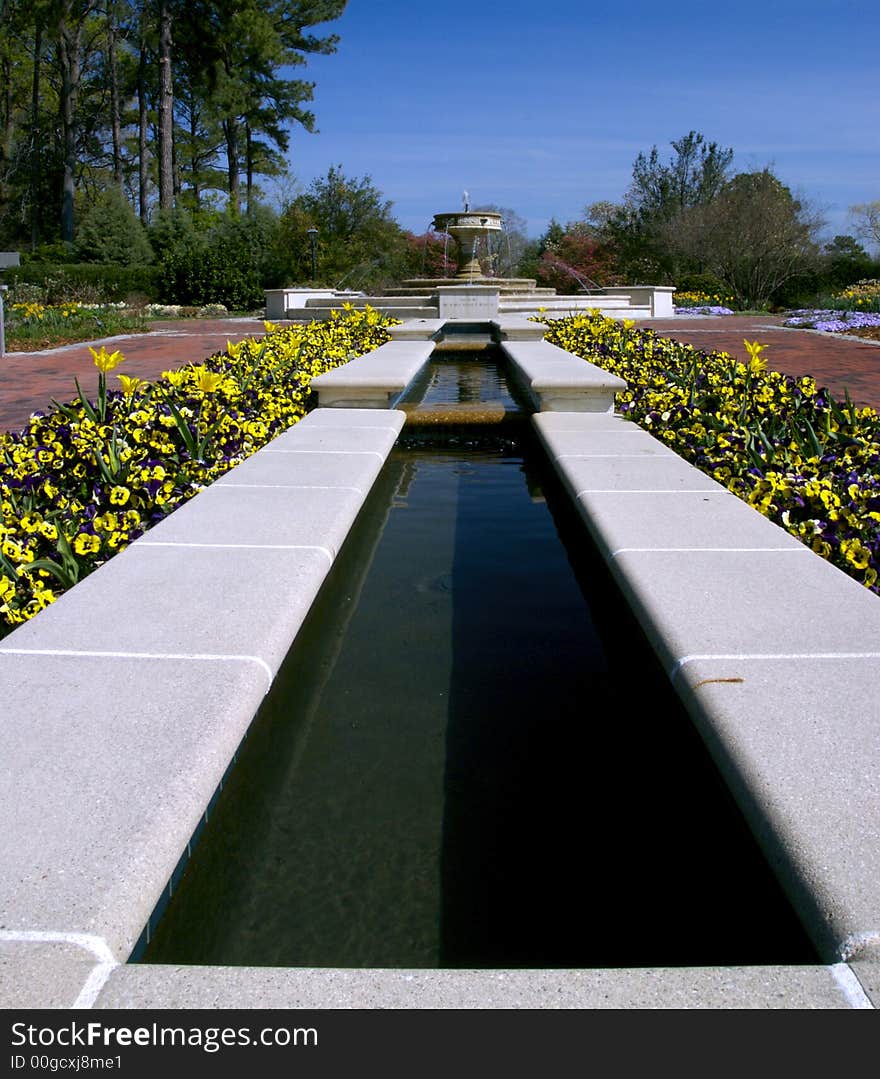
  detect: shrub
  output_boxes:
[75,188,154,266]
[2,263,161,304]
[155,212,279,309]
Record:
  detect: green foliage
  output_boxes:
[275,165,410,290]
[607,131,735,281]
[0,2,348,246]
[4,301,149,349]
[156,210,276,308]
[629,131,733,218]
[22,243,80,265]
[75,188,154,266]
[147,207,204,263]
[671,170,822,309]
[3,263,161,303]
[820,235,876,290]
[674,271,730,296]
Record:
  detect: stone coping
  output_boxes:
[309,340,434,408]
[532,410,880,967]
[0,408,405,980]
[311,323,627,414]
[0,941,872,1009]
[91,962,872,1010]
[501,338,627,412]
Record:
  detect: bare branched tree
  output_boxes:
[850,201,880,255]
[664,170,823,308]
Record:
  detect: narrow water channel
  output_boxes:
[142,355,816,969]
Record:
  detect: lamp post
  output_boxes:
[307,227,318,282]
[0,284,7,359]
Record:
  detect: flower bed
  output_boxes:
[783,309,880,334]
[540,312,880,595]
[4,301,150,350]
[0,308,396,635]
[673,290,735,316]
[784,281,880,336]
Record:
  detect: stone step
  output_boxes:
[305,294,432,308]
[294,304,439,321]
[384,279,553,297]
[500,300,652,317]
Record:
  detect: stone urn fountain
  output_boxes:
[432,209,503,280]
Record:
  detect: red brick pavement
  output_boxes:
[0,319,270,434]
[2,314,880,435]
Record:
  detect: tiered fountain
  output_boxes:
[383,202,551,300]
[432,206,503,280]
[265,195,675,321]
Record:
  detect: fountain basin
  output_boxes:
[432,211,503,281]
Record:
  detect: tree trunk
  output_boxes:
[157,0,173,210]
[0,55,12,203]
[57,9,81,245]
[189,108,200,211]
[245,122,253,215]
[137,40,148,219]
[108,13,122,187]
[30,18,42,248]
[223,115,240,215]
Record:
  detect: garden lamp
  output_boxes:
[0,284,7,358]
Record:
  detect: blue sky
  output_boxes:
[280,0,880,241]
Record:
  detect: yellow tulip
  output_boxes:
[89,346,125,373]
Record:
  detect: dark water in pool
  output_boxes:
[142,423,816,969]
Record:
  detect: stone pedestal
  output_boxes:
[435,286,500,319]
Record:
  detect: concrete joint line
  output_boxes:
[138,541,334,562]
[611,547,808,560]
[215,483,363,494]
[0,647,275,694]
[263,449,384,461]
[831,963,876,1009]
[670,652,880,685]
[839,930,880,963]
[576,489,719,496]
[558,453,674,459]
[0,930,117,1010]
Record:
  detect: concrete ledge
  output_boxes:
[533,410,880,964]
[387,319,445,341]
[601,285,676,317]
[501,339,627,412]
[492,316,547,341]
[0,408,405,968]
[92,962,870,1010]
[852,959,880,1006]
[310,340,433,407]
[264,288,339,320]
[0,938,107,1009]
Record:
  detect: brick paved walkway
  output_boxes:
[2,314,879,435]
[0,319,268,434]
